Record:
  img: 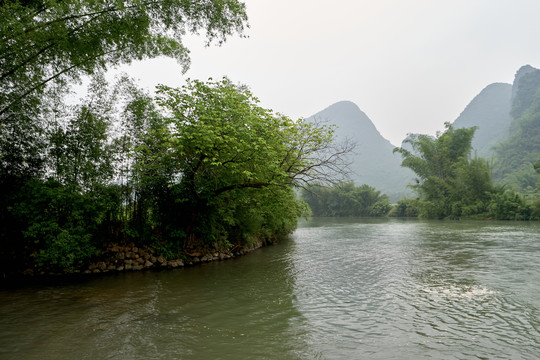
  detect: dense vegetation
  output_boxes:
[0,1,354,274]
[492,67,540,199]
[304,123,538,221]
[301,182,391,217]
[1,74,350,273]
[394,124,535,220]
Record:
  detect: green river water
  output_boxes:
[1,218,539,359]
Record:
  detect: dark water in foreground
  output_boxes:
[1,218,539,359]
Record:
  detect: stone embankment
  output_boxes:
[17,240,268,278]
[82,241,263,275]
[84,243,240,274]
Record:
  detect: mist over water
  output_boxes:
[1,219,539,359]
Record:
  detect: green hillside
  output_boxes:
[493,65,540,197]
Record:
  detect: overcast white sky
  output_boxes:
[119,0,540,146]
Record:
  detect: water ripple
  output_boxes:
[291,219,540,359]
[1,219,539,359]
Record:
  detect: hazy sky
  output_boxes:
[119,0,540,146]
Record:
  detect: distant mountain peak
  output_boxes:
[323,100,361,111]
[311,100,378,135]
[512,64,540,102]
[515,64,537,77]
[307,101,413,200]
[452,82,512,158]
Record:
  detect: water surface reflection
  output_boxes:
[1,219,539,359]
[0,240,313,360]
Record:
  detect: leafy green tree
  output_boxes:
[1,0,247,121]
[0,0,248,186]
[394,124,534,219]
[488,188,531,220]
[48,74,115,191]
[301,182,390,217]
[388,198,420,218]
[0,1,251,271]
[134,78,350,249]
[394,124,479,218]
[8,179,119,270]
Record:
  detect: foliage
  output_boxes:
[0,0,248,122]
[48,74,116,191]
[394,124,482,218]
[531,159,540,218]
[0,1,252,272]
[8,179,118,270]
[532,198,540,219]
[301,181,391,217]
[134,78,346,249]
[1,76,349,271]
[394,123,536,220]
[493,68,540,196]
[388,198,420,218]
[487,188,532,220]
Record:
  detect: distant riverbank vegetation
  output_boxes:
[392,124,538,220]
[303,124,539,220]
[301,182,391,217]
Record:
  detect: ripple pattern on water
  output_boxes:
[0,219,539,359]
[291,219,540,359]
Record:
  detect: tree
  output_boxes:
[0,1,249,270]
[0,0,248,121]
[388,198,420,218]
[0,0,248,182]
[134,78,352,247]
[393,124,493,218]
[301,182,391,217]
[48,74,115,191]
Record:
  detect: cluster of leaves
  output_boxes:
[0,0,248,183]
[4,0,340,273]
[0,75,348,272]
[393,124,535,220]
[4,0,343,273]
[133,78,349,249]
[301,181,391,217]
[388,198,420,218]
[0,0,248,120]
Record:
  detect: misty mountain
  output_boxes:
[307,101,413,201]
[452,82,512,158]
[449,64,540,194]
[492,65,540,193]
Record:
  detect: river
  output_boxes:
[1,218,539,359]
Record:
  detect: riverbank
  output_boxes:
[9,239,271,281]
